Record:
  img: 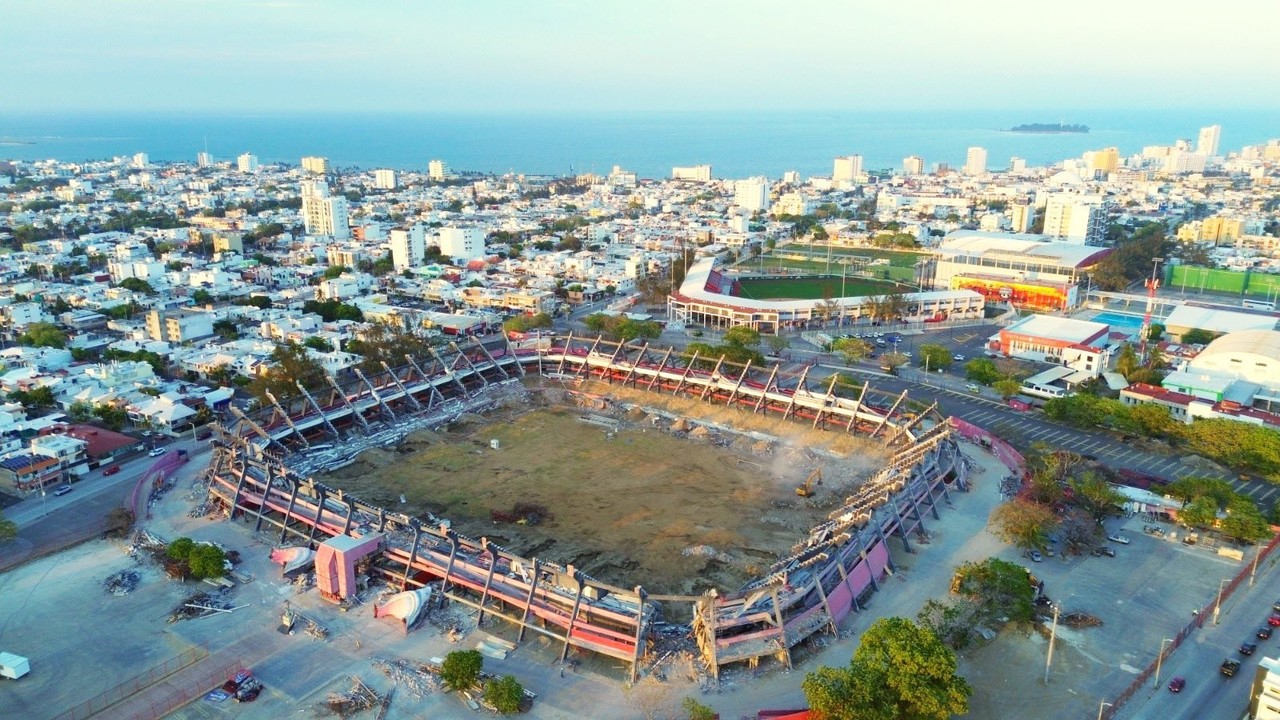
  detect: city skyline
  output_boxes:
[3,0,1279,113]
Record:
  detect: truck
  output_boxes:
[0,652,30,680]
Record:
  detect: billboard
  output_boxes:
[950,275,1072,310]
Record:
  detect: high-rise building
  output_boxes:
[902,155,925,175]
[196,152,213,168]
[1010,157,1027,173]
[833,155,863,182]
[301,156,329,174]
[1042,195,1107,245]
[1084,147,1120,175]
[671,165,712,181]
[1249,655,1280,720]
[781,170,801,184]
[389,225,425,270]
[301,181,350,239]
[1009,201,1034,233]
[1197,125,1222,157]
[131,153,149,169]
[428,159,447,181]
[374,169,398,190]
[437,226,486,260]
[733,176,770,212]
[237,153,259,173]
[964,147,987,175]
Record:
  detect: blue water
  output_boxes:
[1089,311,1150,330]
[1,109,1278,178]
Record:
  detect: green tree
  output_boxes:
[964,358,1002,385]
[187,544,226,579]
[503,312,553,334]
[349,321,438,375]
[483,675,524,715]
[1220,497,1273,543]
[722,326,761,348]
[1178,496,1219,529]
[167,537,196,561]
[803,617,971,720]
[9,386,56,409]
[766,335,790,355]
[322,264,348,280]
[681,697,717,720]
[950,557,1037,624]
[878,351,909,374]
[992,378,1022,400]
[1181,328,1218,345]
[1069,471,1126,521]
[68,401,94,422]
[990,498,1058,550]
[303,336,333,352]
[917,343,952,370]
[302,299,364,323]
[1116,402,1178,438]
[832,337,872,364]
[93,403,128,431]
[1115,344,1141,380]
[440,650,484,691]
[17,321,67,349]
[118,277,156,295]
[213,319,239,340]
[1147,322,1166,342]
[0,517,17,542]
[247,340,329,403]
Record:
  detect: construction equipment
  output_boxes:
[795,468,823,497]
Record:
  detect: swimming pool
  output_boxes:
[1088,310,1153,331]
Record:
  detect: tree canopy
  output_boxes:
[917,343,952,370]
[17,321,67,349]
[247,340,329,403]
[832,337,872,364]
[803,617,971,720]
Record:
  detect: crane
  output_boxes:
[795,468,823,497]
[1138,257,1163,360]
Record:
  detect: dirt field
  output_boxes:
[322,396,888,596]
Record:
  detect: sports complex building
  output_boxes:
[667,257,985,333]
[930,231,1114,312]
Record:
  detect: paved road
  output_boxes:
[0,436,209,573]
[1120,565,1280,720]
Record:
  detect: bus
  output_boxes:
[1020,381,1067,400]
[1242,299,1277,311]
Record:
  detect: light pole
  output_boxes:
[1153,638,1173,689]
[1044,602,1060,684]
[1214,578,1229,625]
[1097,701,1112,720]
[1253,545,1263,586]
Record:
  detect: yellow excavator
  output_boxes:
[795,468,823,497]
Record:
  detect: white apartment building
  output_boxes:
[237,153,259,173]
[374,169,397,190]
[734,177,770,212]
[672,165,712,181]
[301,156,329,174]
[196,152,213,168]
[902,155,925,175]
[131,153,148,169]
[833,155,863,182]
[773,192,811,217]
[1197,124,1221,157]
[964,147,988,175]
[1009,201,1034,233]
[1042,195,1107,245]
[437,227,486,261]
[1250,656,1280,720]
[428,159,447,181]
[389,226,425,270]
[301,180,351,239]
[1010,156,1027,173]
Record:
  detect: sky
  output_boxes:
[3,0,1279,113]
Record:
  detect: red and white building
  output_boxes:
[996,314,1115,379]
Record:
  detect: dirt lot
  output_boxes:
[322,394,888,595]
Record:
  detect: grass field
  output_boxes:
[736,276,912,300]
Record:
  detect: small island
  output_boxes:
[1009,122,1089,134]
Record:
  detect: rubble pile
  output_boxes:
[372,658,441,699]
[681,545,730,563]
[126,529,168,563]
[166,590,235,623]
[102,570,141,596]
[317,676,381,718]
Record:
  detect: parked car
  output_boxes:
[1241,641,1259,656]
[1092,546,1116,557]
[148,447,167,458]
[1268,614,1280,627]
[1027,549,1043,562]
[52,484,73,496]
[1221,658,1241,677]
[222,669,252,694]
[966,383,981,393]
[103,465,121,476]
[196,430,213,441]
[1168,676,1185,693]
[1273,599,1280,613]
[952,354,965,361]
[1107,534,1131,545]
[1258,626,1273,639]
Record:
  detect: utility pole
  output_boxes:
[1153,638,1172,689]
[1044,603,1059,684]
[1253,545,1263,585]
[1215,577,1229,625]
[1138,257,1163,360]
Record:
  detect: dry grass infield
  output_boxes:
[322,389,888,596]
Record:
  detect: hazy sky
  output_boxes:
[3,0,1279,113]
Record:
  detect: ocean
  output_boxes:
[1,109,1278,179]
